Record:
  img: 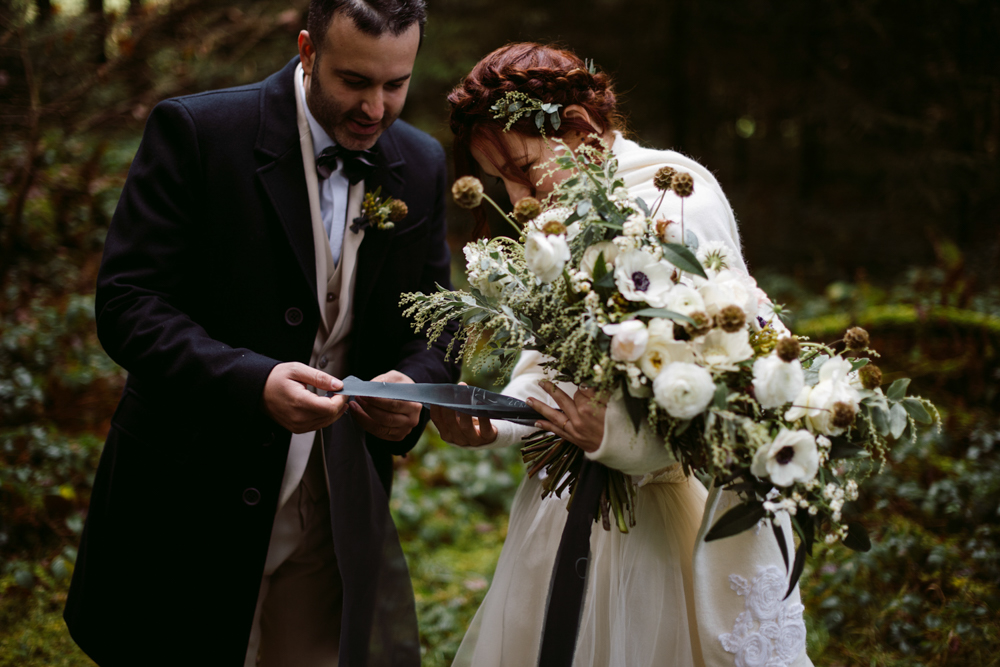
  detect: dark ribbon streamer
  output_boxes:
[537,460,608,667]
[323,412,420,667]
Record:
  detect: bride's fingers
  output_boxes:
[527,396,566,427]
[539,381,580,422]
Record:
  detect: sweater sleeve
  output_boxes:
[583,389,677,476]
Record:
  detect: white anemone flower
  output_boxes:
[696,240,737,273]
[614,249,674,307]
[652,362,716,420]
[751,428,820,487]
[694,329,754,371]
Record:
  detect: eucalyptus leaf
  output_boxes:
[550,112,561,131]
[631,308,695,325]
[684,229,700,251]
[593,252,608,282]
[902,397,933,424]
[534,110,545,130]
[850,357,870,372]
[635,197,650,216]
[887,378,911,401]
[889,402,909,439]
[713,383,729,409]
[577,200,592,216]
[661,243,707,278]
[871,404,891,436]
[802,354,829,386]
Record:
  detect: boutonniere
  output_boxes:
[350,186,408,233]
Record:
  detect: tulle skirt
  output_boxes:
[453,465,709,667]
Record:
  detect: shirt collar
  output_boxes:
[298,66,336,158]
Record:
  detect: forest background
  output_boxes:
[1,0,998,664]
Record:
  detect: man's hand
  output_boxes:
[429,383,498,447]
[262,362,349,434]
[349,370,422,442]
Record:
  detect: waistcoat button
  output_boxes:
[284,307,303,326]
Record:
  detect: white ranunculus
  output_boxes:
[639,319,694,379]
[463,245,510,298]
[652,362,715,419]
[752,354,805,409]
[581,241,620,277]
[664,284,706,317]
[695,329,754,371]
[784,355,861,435]
[602,320,648,362]
[697,268,759,319]
[524,232,570,284]
[614,249,674,307]
[750,428,820,487]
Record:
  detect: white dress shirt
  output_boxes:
[297,67,349,266]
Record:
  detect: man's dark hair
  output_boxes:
[307,0,427,51]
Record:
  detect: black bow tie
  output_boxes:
[315,144,378,185]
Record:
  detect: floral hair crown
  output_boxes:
[488,58,600,134]
[490,91,563,133]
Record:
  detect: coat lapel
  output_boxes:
[354,129,406,321]
[255,57,318,306]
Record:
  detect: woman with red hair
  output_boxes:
[433,43,814,667]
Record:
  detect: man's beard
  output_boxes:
[308,68,397,151]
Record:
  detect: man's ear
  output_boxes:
[298,30,317,75]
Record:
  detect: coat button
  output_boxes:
[319,356,328,368]
[243,488,261,506]
[284,307,303,326]
[326,292,336,303]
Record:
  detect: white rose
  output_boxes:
[664,284,706,317]
[695,329,754,371]
[525,232,570,284]
[751,428,820,487]
[774,618,807,663]
[581,241,619,277]
[602,320,648,362]
[745,567,786,621]
[614,249,674,307]
[653,362,715,419]
[752,354,805,409]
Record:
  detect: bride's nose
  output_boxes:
[504,180,533,206]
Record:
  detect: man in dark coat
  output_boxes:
[63,1,458,665]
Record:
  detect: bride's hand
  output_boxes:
[527,381,608,453]
[429,383,498,446]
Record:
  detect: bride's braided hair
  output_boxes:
[448,44,622,233]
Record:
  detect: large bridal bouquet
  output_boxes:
[401,140,939,591]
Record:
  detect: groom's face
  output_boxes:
[299,13,420,151]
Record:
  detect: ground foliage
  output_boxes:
[1,1,998,665]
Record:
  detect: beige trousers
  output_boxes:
[245,439,341,667]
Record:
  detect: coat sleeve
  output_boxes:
[377,136,462,456]
[95,99,279,419]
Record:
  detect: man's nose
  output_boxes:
[361,88,384,121]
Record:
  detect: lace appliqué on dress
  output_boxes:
[718,565,806,667]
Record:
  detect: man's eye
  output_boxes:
[344,79,366,88]
[386,82,405,91]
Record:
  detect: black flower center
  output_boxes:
[775,446,796,465]
[631,271,650,292]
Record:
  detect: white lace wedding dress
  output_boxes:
[448,135,815,667]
